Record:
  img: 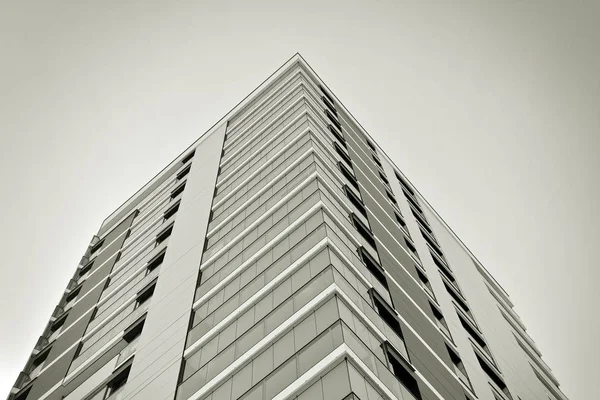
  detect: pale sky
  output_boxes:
[1,1,598,398]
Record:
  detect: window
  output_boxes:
[379,171,390,186]
[351,213,376,248]
[146,249,166,275]
[135,281,156,309]
[395,171,416,197]
[372,154,383,168]
[444,281,474,321]
[372,291,404,339]
[344,186,367,217]
[329,124,346,147]
[13,386,31,400]
[334,142,352,167]
[430,303,452,340]
[404,190,423,212]
[106,364,131,397]
[321,95,337,115]
[366,139,377,152]
[176,165,191,181]
[163,200,180,221]
[404,238,420,260]
[181,150,195,165]
[433,254,455,282]
[386,191,398,207]
[123,315,146,343]
[459,313,492,360]
[170,182,186,200]
[338,162,358,190]
[90,239,104,256]
[325,109,341,130]
[395,213,410,236]
[412,209,432,233]
[31,346,51,370]
[319,84,335,106]
[155,223,174,246]
[476,354,512,399]
[49,313,68,336]
[65,285,81,303]
[384,342,422,399]
[78,260,94,278]
[417,269,435,300]
[425,236,444,259]
[447,345,471,388]
[358,247,388,290]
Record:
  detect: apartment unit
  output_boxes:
[8,54,569,400]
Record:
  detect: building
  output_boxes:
[8,54,569,400]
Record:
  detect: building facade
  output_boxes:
[9,54,568,400]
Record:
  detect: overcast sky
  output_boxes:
[1,1,598,398]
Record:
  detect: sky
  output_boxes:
[0,0,598,398]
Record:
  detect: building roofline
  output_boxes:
[99,52,512,304]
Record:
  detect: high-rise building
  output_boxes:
[9,54,568,400]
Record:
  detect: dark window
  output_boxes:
[404,238,419,259]
[411,209,431,233]
[447,345,471,387]
[459,314,492,358]
[444,281,472,318]
[358,247,388,290]
[395,213,408,231]
[436,256,457,285]
[385,343,421,399]
[171,182,186,200]
[65,285,81,303]
[430,303,452,339]
[379,172,390,186]
[387,191,398,206]
[424,234,444,258]
[334,142,352,167]
[107,365,131,396]
[181,150,195,165]
[404,190,423,212]
[338,162,358,190]
[163,201,180,221]
[351,214,376,248]
[325,109,341,130]
[155,224,174,246]
[328,124,346,147]
[319,85,335,106]
[395,171,416,197]
[90,308,98,321]
[372,154,383,168]
[372,291,403,339]
[146,250,166,275]
[90,239,104,255]
[366,139,377,152]
[32,346,51,368]
[14,386,31,400]
[321,95,337,115]
[50,313,68,334]
[78,260,94,278]
[417,269,435,299]
[135,281,156,308]
[176,165,191,181]
[344,186,367,217]
[476,354,512,399]
[123,315,146,343]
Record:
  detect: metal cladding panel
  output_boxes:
[121,122,226,400]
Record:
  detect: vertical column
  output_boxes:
[122,122,226,400]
